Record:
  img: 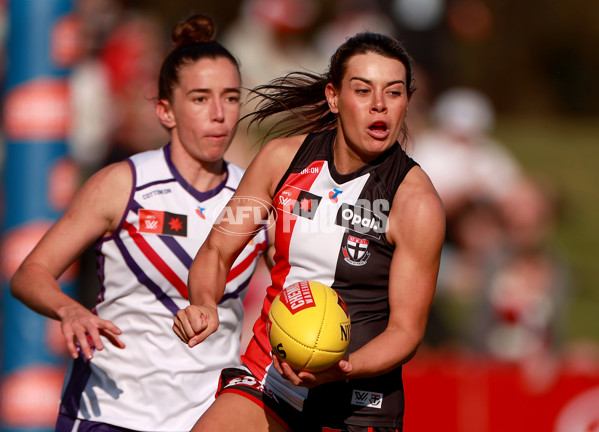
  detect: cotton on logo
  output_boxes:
[3,79,70,140]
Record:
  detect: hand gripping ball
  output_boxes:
[267,280,351,372]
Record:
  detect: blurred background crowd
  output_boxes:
[1,0,598,428]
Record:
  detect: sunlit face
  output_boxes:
[160,57,241,163]
[326,52,409,161]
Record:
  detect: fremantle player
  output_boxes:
[10,14,273,432]
[173,32,445,431]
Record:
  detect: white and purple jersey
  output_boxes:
[59,143,267,431]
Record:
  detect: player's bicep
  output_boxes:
[22,163,131,278]
[387,173,445,338]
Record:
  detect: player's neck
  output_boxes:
[170,143,227,192]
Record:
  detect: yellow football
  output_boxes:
[267,280,351,372]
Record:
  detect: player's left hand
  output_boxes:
[272,355,352,388]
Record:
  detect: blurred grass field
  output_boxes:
[494,115,599,343]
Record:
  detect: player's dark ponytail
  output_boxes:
[244,32,415,146]
[158,14,240,101]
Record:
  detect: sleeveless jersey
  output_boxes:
[59,144,267,431]
[240,129,417,429]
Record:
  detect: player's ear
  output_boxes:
[325,83,339,114]
[156,99,176,129]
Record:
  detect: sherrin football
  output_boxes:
[267,280,351,372]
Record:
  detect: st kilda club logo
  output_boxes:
[342,234,370,266]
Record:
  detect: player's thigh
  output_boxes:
[192,392,288,432]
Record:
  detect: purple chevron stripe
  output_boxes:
[58,357,92,417]
[158,234,193,268]
[114,236,180,316]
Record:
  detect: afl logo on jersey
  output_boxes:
[342,235,370,266]
[139,210,188,237]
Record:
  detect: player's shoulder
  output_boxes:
[245,134,307,186]
[89,160,132,187]
[259,134,307,162]
[242,135,306,199]
[127,146,172,183]
[397,166,442,202]
[225,161,246,187]
[128,146,164,165]
[391,166,445,233]
[65,161,133,232]
[78,161,133,213]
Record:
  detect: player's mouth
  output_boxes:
[205,133,229,143]
[367,121,390,139]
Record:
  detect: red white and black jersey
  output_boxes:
[241,129,417,429]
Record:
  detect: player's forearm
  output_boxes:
[10,262,81,320]
[346,327,422,379]
[188,243,228,307]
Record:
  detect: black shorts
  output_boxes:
[216,367,404,432]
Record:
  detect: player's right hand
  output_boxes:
[272,355,353,388]
[58,303,124,360]
[173,304,219,347]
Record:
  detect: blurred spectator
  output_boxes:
[426,174,570,370]
[99,11,169,164]
[222,0,324,92]
[472,175,570,362]
[313,5,396,60]
[425,197,506,348]
[67,0,122,173]
[68,40,113,172]
[68,5,168,173]
[221,0,325,166]
[414,88,526,350]
[412,87,523,221]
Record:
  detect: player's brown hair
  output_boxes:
[158,14,240,101]
[244,32,416,143]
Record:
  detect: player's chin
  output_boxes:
[200,146,229,163]
[360,141,394,159]
[360,134,395,152]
